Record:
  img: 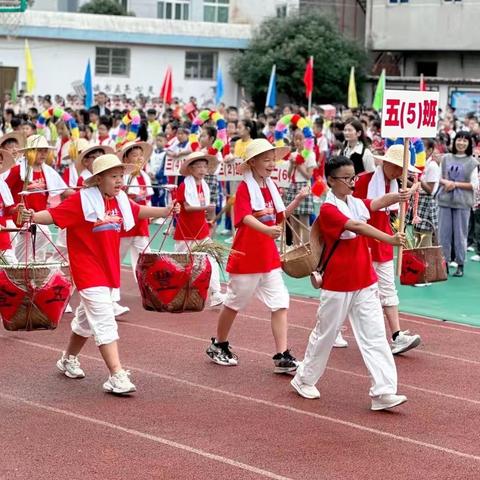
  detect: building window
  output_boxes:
[276,5,287,17]
[444,0,462,2]
[416,61,437,77]
[185,52,217,80]
[157,1,190,19]
[388,0,409,3]
[204,0,229,23]
[95,47,130,77]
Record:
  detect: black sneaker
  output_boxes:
[206,337,238,366]
[452,265,464,277]
[272,349,299,374]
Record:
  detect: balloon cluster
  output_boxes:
[115,110,141,148]
[274,114,314,165]
[189,110,230,156]
[37,107,79,140]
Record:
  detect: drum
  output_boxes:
[0,263,73,331]
[136,252,211,313]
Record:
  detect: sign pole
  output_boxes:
[396,137,410,276]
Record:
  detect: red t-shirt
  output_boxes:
[0,193,12,250]
[226,181,283,274]
[354,172,395,262]
[49,192,140,290]
[122,174,150,238]
[6,165,48,212]
[174,181,209,241]
[318,200,377,292]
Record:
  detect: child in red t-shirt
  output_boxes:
[353,145,422,355]
[174,151,224,307]
[0,148,16,263]
[206,139,309,373]
[291,155,410,411]
[21,154,177,396]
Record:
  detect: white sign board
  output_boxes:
[381,89,439,139]
[164,156,291,188]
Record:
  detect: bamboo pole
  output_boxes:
[396,138,410,276]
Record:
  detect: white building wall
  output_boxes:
[0,37,238,105]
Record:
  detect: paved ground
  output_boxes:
[1,268,479,479]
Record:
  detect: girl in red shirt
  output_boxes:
[291,155,411,411]
[206,139,309,374]
[174,151,224,307]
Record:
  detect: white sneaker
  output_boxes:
[219,229,232,236]
[467,246,475,252]
[209,292,226,308]
[65,303,73,313]
[371,393,407,411]
[103,369,136,395]
[56,352,85,379]
[449,261,458,268]
[113,302,130,317]
[391,330,421,355]
[471,254,480,262]
[413,283,431,287]
[291,375,320,399]
[333,331,348,348]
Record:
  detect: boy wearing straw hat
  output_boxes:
[353,144,422,355]
[0,132,26,163]
[6,135,71,263]
[206,138,309,372]
[174,151,225,307]
[21,154,178,395]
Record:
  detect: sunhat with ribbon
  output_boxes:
[0,149,15,175]
[0,132,26,150]
[238,138,290,174]
[84,154,135,187]
[179,151,219,176]
[373,144,421,174]
[18,134,56,151]
[116,141,153,164]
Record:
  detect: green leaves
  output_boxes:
[230,12,368,109]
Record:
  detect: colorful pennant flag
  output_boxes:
[372,69,385,111]
[265,64,277,108]
[24,39,36,93]
[347,66,358,109]
[160,66,173,105]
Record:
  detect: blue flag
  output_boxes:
[215,66,224,105]
[83,59,93,109]
[265,64,277,108]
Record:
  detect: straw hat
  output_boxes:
[0,149,15,175]
[61,138,90,162]
[76,143,114,171]
[0,131,26,149]
[116,141,153,164]
[373,144,420,174]
[179,151,219,176]
[238,138,290,174]
[84,154,135,187]
[18,134,55,151]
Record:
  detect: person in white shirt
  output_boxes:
[341,118,375,174]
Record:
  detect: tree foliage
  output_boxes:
[79,0,134,16]
[230,13,368,108]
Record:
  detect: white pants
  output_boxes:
[296,284,397,397]
[15,225,52,263]
[120,236,150,282]
[174,240,222,296]
[224,268,289,312]
[372,260,399,307]
[71,287,119,346]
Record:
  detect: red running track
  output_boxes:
[1,268,479,479]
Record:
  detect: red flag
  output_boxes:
[160,66,173,104]
[419,73,426,92]
[303,57,314,98]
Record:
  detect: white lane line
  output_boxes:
[4,332,480,410]
[1,339,479,465]
[0,392,293,480]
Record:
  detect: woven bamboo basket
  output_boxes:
[400,246,447,286]
[136,252,212,313]
[0,263,72,331]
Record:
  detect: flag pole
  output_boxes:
[396,137,410,276]
[307,56,313,118]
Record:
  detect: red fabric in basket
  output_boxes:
[33,272,72,326]
[0,270,26,323]
[400,252,427,286]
